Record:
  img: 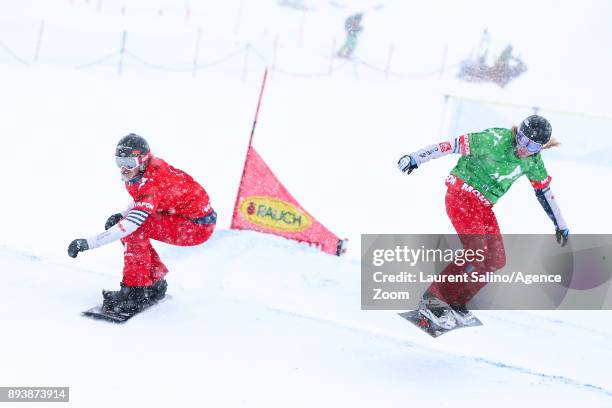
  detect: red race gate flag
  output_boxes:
[231,146,346,256]
[230,68,347,256]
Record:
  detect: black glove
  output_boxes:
[555,228,569,247]
[398,155,418,174]
[105,213,123,230]
[68,239,89,258]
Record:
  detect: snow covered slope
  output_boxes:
[1,233,612,407]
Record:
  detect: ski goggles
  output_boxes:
[115,153,150,169]
[516,129,543,153]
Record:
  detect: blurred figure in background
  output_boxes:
[491,45,527,87]
[476,29,490,65]
[458,30,527,88]
[337,13,364,58]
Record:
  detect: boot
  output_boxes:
[449,303,476,325]
[102,283,151,314]
[417,291,457,330]
[146,279,167,303]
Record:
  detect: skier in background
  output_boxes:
[492,45,527,87]
[476,28,490,65]
[337,13,364,58]
[67,134,217,314]
[496,45,515,66]
[397,115,569,329]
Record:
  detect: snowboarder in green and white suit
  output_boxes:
[398,115,569,330]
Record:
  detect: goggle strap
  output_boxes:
[138,152,152,165]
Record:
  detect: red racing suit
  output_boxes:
[86,156,216,287]
[427,178,506,305]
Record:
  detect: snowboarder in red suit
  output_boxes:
[67,134,216,313]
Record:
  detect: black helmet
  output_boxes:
[116,133,150,158]
[518,115,552,145]
[115,133,151,172]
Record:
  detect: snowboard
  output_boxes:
[398,310,482,338]
[82,296,168,324]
